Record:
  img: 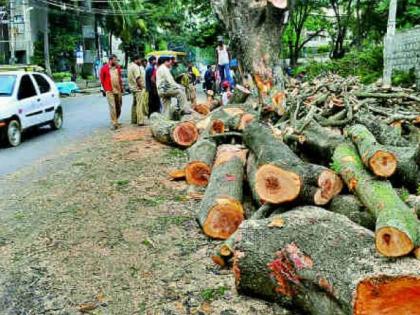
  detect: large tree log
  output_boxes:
[197,145,247,239]
[150,113,199,147]
[347,124,397,177]
[211,0,290,115]
[332,143,418,257]
[185,139,217,186]
[243,122,343,205]
[233,207,420,315]
[246,152,262,206]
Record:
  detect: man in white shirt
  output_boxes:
[156,56,189,118]
[216,38,232,89]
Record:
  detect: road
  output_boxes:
[0,93,132,176]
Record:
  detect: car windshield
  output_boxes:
[0,75,16,96]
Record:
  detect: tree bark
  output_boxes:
[197,145,247,239]
[211,0,290,115]
[150,113,199,148]
[233,207,420,315]
[333,143,418,257]
[185,139,217,186]
[329,195,376,230]
[243,122,343,205]
[355,112,411,147]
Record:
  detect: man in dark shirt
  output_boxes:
[145,56,160,116]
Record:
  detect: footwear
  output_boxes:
[110,125,117,130]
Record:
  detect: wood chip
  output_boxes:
[268,216,285,228]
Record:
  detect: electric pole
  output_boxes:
[383,0,398,87]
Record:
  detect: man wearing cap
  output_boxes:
[156,56,190,118]
[127,55,147,125]
[100,54,124,130]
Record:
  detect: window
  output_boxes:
[0,75,16,97]
[33,74,51,94]
[17,75,37,100]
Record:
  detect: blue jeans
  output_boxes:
[218,64,232,86]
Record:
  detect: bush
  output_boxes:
[52,72,72,82]
[392,69,416,87]
[295,45,384,84]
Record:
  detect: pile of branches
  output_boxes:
[150,75,420,315]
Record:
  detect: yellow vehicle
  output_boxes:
[146,50,187,62]
[0,65,45,73]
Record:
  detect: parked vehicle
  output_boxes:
[0,71,63,147]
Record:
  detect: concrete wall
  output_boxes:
[384,26,420,88]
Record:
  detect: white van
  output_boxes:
[0,71,63,147]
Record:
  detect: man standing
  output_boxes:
[216,38,232,90]
[127,55,146,125]
[100,55,123,130]
[145,56,160,116]
[156,56,190,118]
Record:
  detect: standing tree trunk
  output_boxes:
[211,0,290,115]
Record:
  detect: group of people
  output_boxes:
[99,38,234,130]
[99,53,193,130]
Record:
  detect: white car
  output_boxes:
[0,71,63,147]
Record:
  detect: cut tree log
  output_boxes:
[283,121,345,163]
[356,112,411,147]
[329,195,376,230]
[243,122,343,205]
[347,124,397,178]
[230,84,251,104]
[197,145,247,239]
[192,103,211,116]
[233,207,420,315]
[333,143,418,257]
[150,113,199,147]
[185,139,217,186]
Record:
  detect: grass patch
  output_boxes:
[200,286,229,301]
[112,179,130,187]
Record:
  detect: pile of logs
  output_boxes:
[151,76,420,314]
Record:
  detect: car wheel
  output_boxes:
[51,109,63,130]
[7,120,22,147]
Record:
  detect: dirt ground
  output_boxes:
[0,125,294,315]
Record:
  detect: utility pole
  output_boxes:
[43,3,51,75]
[9,0,15,64]
[383,0,398,87]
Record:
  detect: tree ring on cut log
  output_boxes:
[172,122,199,147]
[220,243,233,257]
[368,151,397,178]
[314,170,344,205]
[203,197,244,239]
[211,119,225,135]
[256,165,301,204]
[375,227,414,257]
[185,161,211,186]
[354,276,420,315]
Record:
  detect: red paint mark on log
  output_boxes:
[285,243,313,270]
[225,174,236,181]
[267,251,299,297]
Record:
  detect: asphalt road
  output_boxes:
[0,93,132,176]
